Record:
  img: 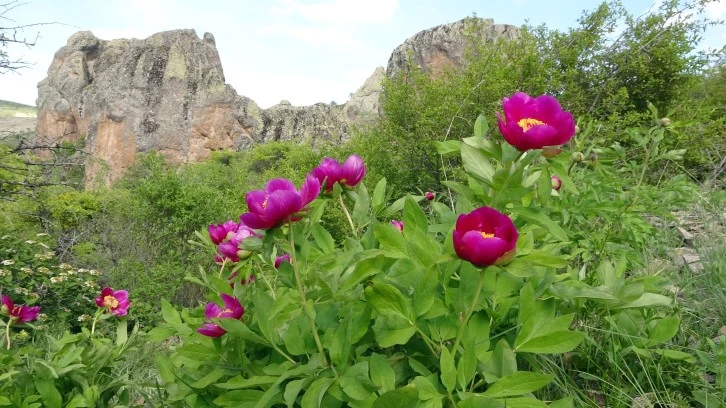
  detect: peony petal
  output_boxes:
[240,212,269,230]
[341,154,366,187]
[218,241,240,261]
[198,323,226,337]
[245,190,267,214]
[499,119,529,151]
[299,174,321,207]
[532,94,564,123]
[265,178,297,194]
[550,111,576,145]
[503,92,534,122]
[113,290,129,304]
[208,224,228,245]
[457,230,510,267]
[204,302,223,319]
[522,124,559,150]
[274,254,291,268]
[264,190,303,226]
[2,294,14,311]
[220,294,243,315]
[312,158,343,191]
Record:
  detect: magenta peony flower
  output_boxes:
[274,254,291,269]
[551,175,562,191]
[217,224,260,262]
[452,207,518,267]
[95,288,131,317]
[198,294,245,338]
[208,220,239,245]
[496,92,575,152]
[312,154,366,192]
[241,176,321,230]
[425,191,435,201]
[391,220,404,232]
[1,295,39,323]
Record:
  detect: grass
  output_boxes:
[0,99,37,117]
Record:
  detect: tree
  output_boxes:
[0,0,42,73]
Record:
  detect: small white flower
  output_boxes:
[50,277,60,284]
[37,313,48,321]
[1,260,15,266]
[20,267,33,274]
[36,233,50,237]
[77,314,92,322]
[83,281,97,288]
[38,267,51,274]
[0,269,10,277]
[59,263,73,270]
[39,243,49,249]
[25,240,36,244]
[89,270,100,276]
[77,268,89,273]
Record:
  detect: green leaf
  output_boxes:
[413,376,442,400]
[403,195,428,232]
[364,281,413,320]
[161,299,183,327]
[115,318,128,346]
[549,397,574,408]
[340,363,377,401]
[213,390,265,407]
[372,385,419,408]
[649,316,680,344]
[457,335,478,388]
[0,397,9,406]
[372,178,388,212]
[515,331,585,354]
[372,315,416,347]
[440,348,456,392]
[34,379,62,408]
[241,236,263,251]
[147,326,176,342]
[340,255,390,293]
[216,375,279,389]
[312,224,336,254]
[482,372,553,398]
[369,353,396,394]
[510,207,568,242]
[374,223,408,256]
[486,339,517,381]
[177,343,219,363]
[613,293,672,309]
[474,114,489,138]
[653,349,696,362]
[434,140,461,156]
[191,369,228,389]
[300,377,335,408]
[461,143,495,184]
[353,183,371,228]
[216,319,271,345]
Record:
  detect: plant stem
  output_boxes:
[337,194,357,236]
[451,269,485,356]
[415,325,440,356]
[90,309,102,337]
[257,264,276,300]
[5,320,11,350]
[289,225,329,367]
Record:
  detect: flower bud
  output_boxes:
[425,191,435,201]
[659,117,671,127]
[589,153,599,166]
[572,152,585,163]
[551,175,562,191]
[391,220,404,232]
[542,146,563,158]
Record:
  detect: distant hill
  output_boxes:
[0,100,37,118]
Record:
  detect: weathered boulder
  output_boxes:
[35,17,520,186]
[37,29,255,185]
[386,17,520,78]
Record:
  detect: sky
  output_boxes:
[0,0,724,108]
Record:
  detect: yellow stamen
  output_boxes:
[517,118,545,132]
[217,308,233,318]
[480,232,495,239]
[103,295,119,309]
[262,197,269,210]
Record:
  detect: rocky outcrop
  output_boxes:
[36,17,519,186]
[343,67,386,125]
[386,17,519,78]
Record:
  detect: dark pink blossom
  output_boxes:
[95,288,131,317]
[208,220,239,245]
[425,191,435,201]
[198,294,245,338]
[391,220,404,232]
[1,295,39,323]
[452,207,518,267]
[551,175,562,191]
[241,176,321,230]
[274,254,291,269]
[217,224,260,262]
[312,154,366,192]
[496,92,575,152]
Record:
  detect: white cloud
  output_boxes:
[704,1,726,19]
[274,0,399,24]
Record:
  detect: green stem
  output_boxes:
[415,325,439,356]
[272,344,297,365]
[289,225,329,367]
[337,194,357,236]
[90,309,102,337]
[451,270,485,356]
[5,320,11,350]
[257,263,276,300]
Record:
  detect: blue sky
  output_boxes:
[1,0,724,108]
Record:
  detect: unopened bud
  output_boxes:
[572,152,585,163]
[542,146,563,158]
[551,175,562,191]
[589,153,599,167]
[425,191,435,201]
[659,117,671,127]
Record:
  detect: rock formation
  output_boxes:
[35,17,519,186]
[386,17,519,78]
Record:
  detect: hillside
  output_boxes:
[0,99,37,118]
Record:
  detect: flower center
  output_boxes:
[480,232,495,239]
[262,196,269,210]
[517,118,545,132]
[217,308,233,318]
[103,295,119,309]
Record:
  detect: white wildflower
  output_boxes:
[25,240,36,244]
[1,260,15,266]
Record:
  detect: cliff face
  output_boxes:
[35,17,519,186]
